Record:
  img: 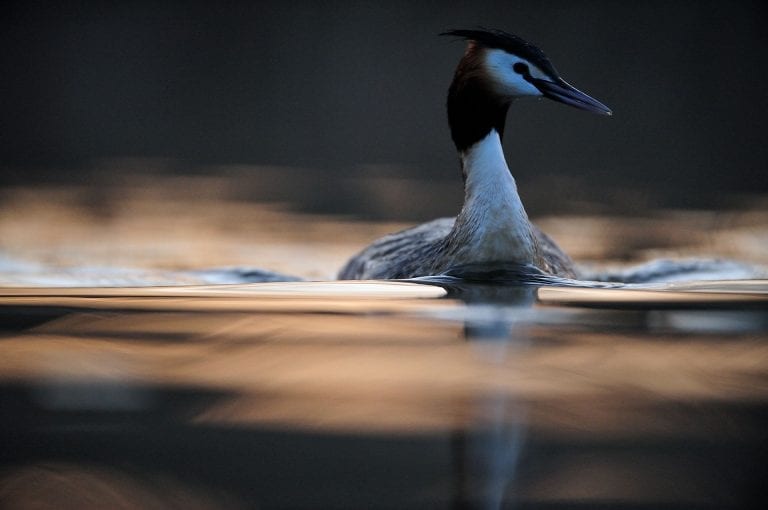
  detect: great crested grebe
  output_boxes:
[338,29,611,280]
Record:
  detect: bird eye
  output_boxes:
[513,62,529,75]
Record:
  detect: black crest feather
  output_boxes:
[440,28,559,79]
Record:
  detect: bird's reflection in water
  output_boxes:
[1,277,768,509]
[448,283,536,510]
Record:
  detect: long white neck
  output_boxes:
[444,129,537,266]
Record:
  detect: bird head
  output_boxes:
[442,29,612,115]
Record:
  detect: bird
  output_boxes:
[338,29,611,280]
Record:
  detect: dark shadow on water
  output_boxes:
[408,262,592,306]
[0,307,73,333]
[1,269,768,508]
[1,379,766,509]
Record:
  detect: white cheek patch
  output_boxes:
[527,64,549,81]
[483,48,543,98]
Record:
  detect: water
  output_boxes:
[1,180,767,509]
[1,279,767,509]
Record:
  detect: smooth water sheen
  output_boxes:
[1,181,767,509]
[0,279,767,509]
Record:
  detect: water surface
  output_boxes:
[1,181,767,509]
[1,278,767,509]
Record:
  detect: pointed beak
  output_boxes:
[530,77,612,115]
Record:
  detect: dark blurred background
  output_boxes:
[2,0,767,220]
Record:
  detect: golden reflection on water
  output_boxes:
[1,283,766,508]
[0,178,410,282]
[0,281,448,314]
[0,462,238,510]
[539,284,768,308]
[1,176,767,284]
[1,177,767,508]
[1,284,766,433]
